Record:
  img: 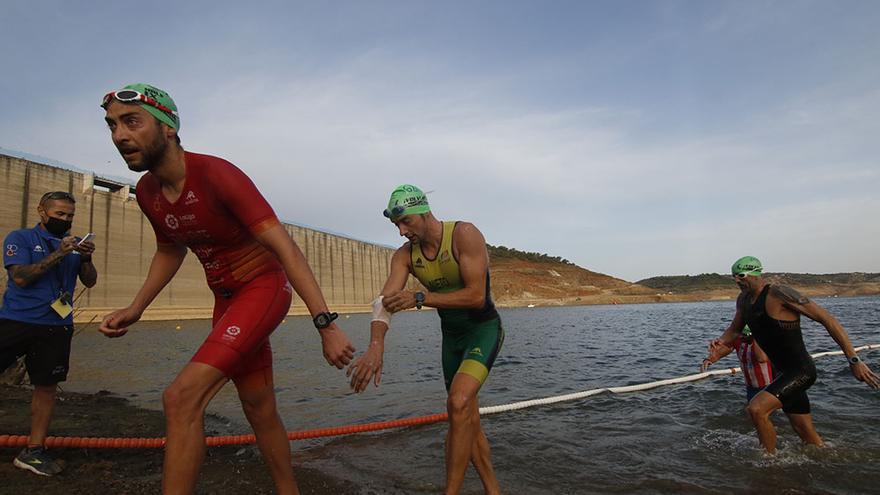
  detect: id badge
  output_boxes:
[51,296,73,318]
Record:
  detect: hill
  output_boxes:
[637,272,880,299]
[487,245,658,306]
[486,246,880,306]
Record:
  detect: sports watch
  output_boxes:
[848,355,862,365]
[414,291,425,310]
[313,311,339,330]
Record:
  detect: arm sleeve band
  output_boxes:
[371,296,392,325]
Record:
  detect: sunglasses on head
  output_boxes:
[39,191,75,205]
[102,89,178,118]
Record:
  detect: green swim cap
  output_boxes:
[731,256,763,276]
[742,324,752,338]
[103,83,180,130]
[383,184,430,220]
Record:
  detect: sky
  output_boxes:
[2,1,879,282]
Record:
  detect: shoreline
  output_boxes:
[0,385,360,494]
[70,292,879,323]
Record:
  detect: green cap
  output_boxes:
[742,324,752,338]
[104,83,180,130]
[731,256,763,276]
[383,184,430,220]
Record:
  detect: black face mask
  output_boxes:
[43,217,72,237]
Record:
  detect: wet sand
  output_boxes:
[0,385,360,494]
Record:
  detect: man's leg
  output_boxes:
[161,361,228,495]
[28,384,57,447]
[746,391,783,453]
[786,413,824,447]
[469,407,501,495]
[445,373,499,495]
[234,368,298,495]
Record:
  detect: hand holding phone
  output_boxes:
[77,233,95,246]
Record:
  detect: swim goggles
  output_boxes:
[382,198,429,219]
[101,89,178,118]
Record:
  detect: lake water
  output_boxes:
[63,296,880,494]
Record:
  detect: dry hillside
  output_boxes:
[487,248,880,307]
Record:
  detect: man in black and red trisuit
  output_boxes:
[99,83,354,495]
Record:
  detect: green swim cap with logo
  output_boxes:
[104,83,180,130]
[731,256,763,276]
[383,184,430,221]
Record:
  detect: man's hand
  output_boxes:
[74,239,96,260]
[99,306,142,338]
[319,324,355,369]
[851,361,880,389]
[347,342,385,393]
[58,236,78,256]
[383,290,417,313]
[700,357,714,372]
[702,338,732,371]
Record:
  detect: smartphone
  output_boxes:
[77,233,96,246]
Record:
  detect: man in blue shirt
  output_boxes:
[0,191,97,476]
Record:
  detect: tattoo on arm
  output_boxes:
[771,285,810,306]
[10,251,65,286]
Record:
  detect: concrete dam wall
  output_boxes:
[0,152,411,321]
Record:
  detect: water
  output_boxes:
[64,297,880,494]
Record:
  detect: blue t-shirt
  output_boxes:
[0,224,83,325]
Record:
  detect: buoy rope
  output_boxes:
[1,344,876,449]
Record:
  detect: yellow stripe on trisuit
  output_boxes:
[457,359,490,384]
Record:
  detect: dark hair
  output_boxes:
[39,191,76,206]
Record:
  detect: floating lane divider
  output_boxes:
[1,344,876,449]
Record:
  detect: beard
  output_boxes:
[122,126,170,173]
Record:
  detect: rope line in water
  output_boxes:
[1,344,876,449]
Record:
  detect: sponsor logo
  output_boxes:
[193,246,213,259]
[222,325,241,343]
[414,257,424,268]
[5,244,17,257]
[184,190,199,205]
[439,250,451,263]
[33,245,44,253]
[180,213,197,226]
[468,347,484,357]
[165,214,179,230]
[51,365,67,375]
[153,197,162,211]
[429,277,450,290]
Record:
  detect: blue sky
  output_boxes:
[2,1,878,281]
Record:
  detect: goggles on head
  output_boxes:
[382,197,428,219]
[101,89,178,118]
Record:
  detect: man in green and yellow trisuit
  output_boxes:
[348,184,503,495]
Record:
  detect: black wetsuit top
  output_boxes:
[742,285,816,414]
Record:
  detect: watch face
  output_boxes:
[314,311,338,329]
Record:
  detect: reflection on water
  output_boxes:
[66,297,880,494]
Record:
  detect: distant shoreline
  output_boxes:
[71,291,879,323]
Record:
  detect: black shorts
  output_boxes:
[764,362,816,415]
[0,318,73,386]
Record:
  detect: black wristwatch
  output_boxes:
[848,355,862,365]
[313,311,339,330]
[414,291,425,310]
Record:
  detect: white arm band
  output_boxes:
[371,296,392,325]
